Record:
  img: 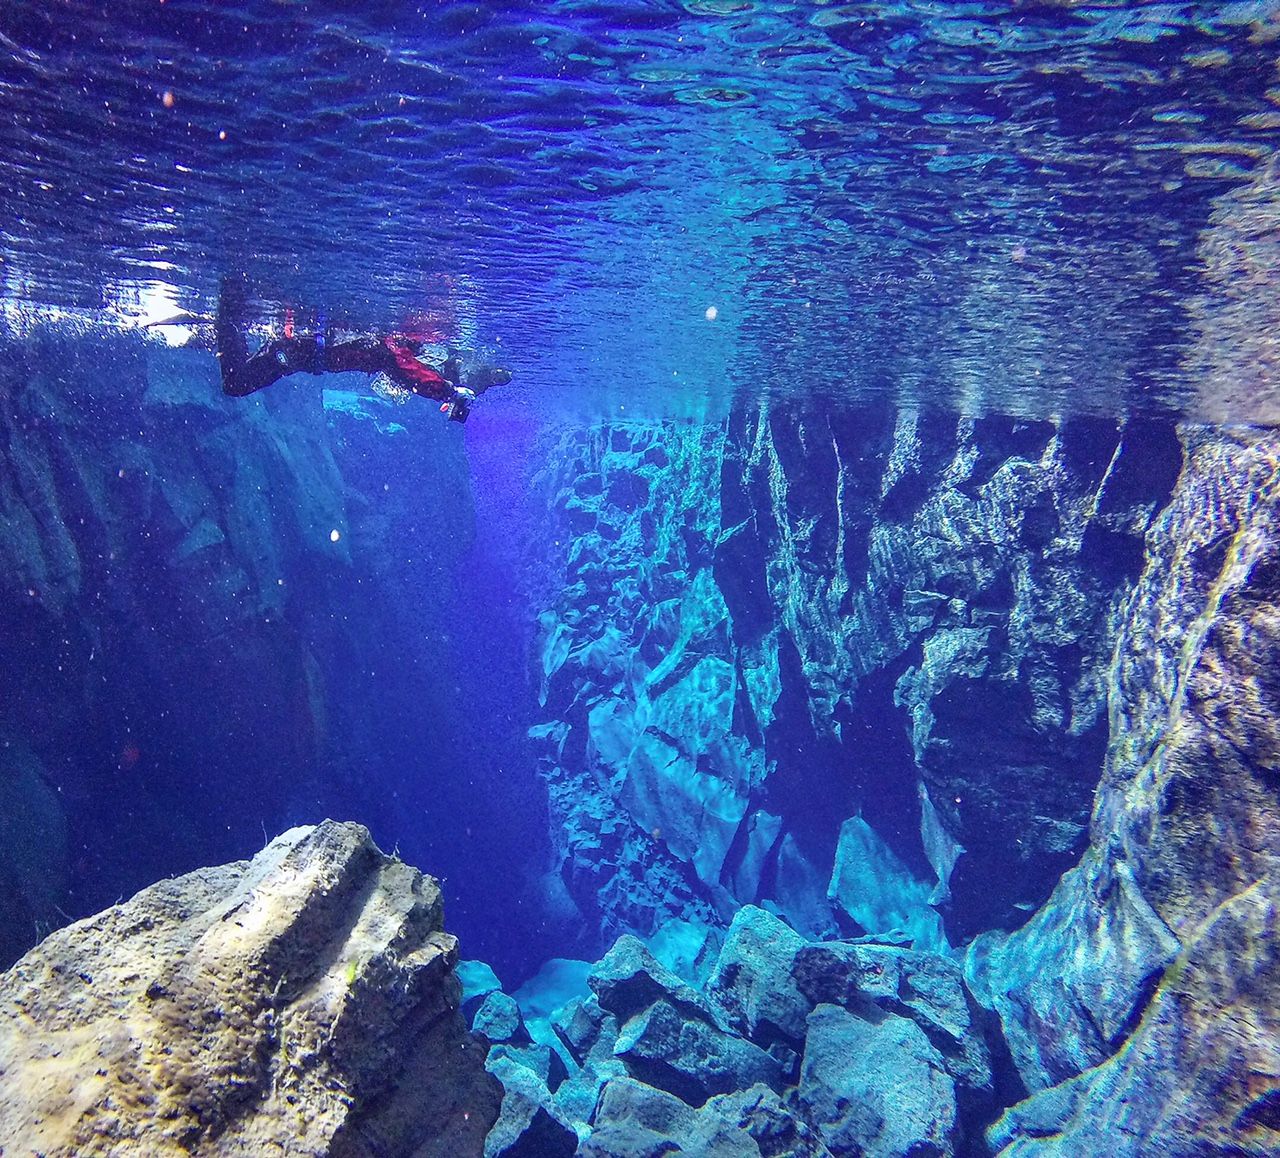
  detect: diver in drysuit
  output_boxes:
[214,277,511,422]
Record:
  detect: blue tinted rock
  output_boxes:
[799,1003,958,1158]
[965,856,1179,1090]
[553,1056,628,1134]
[706,905,810,1047]
[795,942,992,1095]
[512,956,594,1061]
[613,998,783,1107]
[581,1076,758,1158]
[645,917,716,984]
[964,432,1280,1106]
[987,875,1280,1157]
[484,1052,578,1158]
[550,994,616,1068]
[827,815,948,952]
[473,990,529,1045]
[457,959,503,1006]
[729,809,784,905]
[488,1042,569,1094]
[706,1085,834,1158]
[588,934,710,1023]
[769,833,838,940]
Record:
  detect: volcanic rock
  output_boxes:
[0,820,500,1157]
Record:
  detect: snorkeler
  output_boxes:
[214,277,511,422]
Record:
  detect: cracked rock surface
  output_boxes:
[0,820,500,1157]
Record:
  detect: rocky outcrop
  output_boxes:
[470,907,999,1155]
[0,819,500,1157]
[968,428,1280,1155]
[530,408,1180,953]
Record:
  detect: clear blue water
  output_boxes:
[4,1,1280,419]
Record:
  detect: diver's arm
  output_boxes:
[381,336,453,400]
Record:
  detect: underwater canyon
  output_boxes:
[0,332,1277,1154]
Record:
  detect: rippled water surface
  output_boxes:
[4,1,1280,418]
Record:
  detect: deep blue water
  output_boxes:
[2,0,1280,987]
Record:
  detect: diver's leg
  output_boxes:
[216,276,255,394]
[217,277,308,396]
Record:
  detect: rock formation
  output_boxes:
[530,407,1180,953]
[0,820,500,1157]
[968,426,1280,1155]
[4,318,1277,1155]
[469,906,999,1156]
[520,410,1278,1155]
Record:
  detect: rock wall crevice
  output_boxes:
[531,404,1180,957]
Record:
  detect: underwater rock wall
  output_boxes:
[531,406,1182,958]
[969,426,1280,1155]
[529,422,734,954]
[0,331,476,966]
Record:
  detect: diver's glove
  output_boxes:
[444,386,477,424]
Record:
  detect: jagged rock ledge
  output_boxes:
[0,820,499,1157]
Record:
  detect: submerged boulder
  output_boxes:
[484,1051,578,1158]
[0,820,500,1157]
[472,989,532,1045]
[581,1077,830,1158]
[799,1003,958,1158]
[613,996,783,1106]
[492,924,998,1155]
[588,933,710,1023]
[581,1077,748,1158]
[794,941,993,1097]
[705,905,810,1048]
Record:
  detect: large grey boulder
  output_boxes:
[588,933,711,1023]
[472,989,532,1045]
[794,941,992,1097]
[707,1085,834,1158]
[582,1077,745,1158]
[0,820,500,1157]
[484,1051,578,1158]
[613,997,783,1107]
[799,1003,958,1158]
[582,1077,818,1158]
[551,992,618,1067]
[705,905,810,1047]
